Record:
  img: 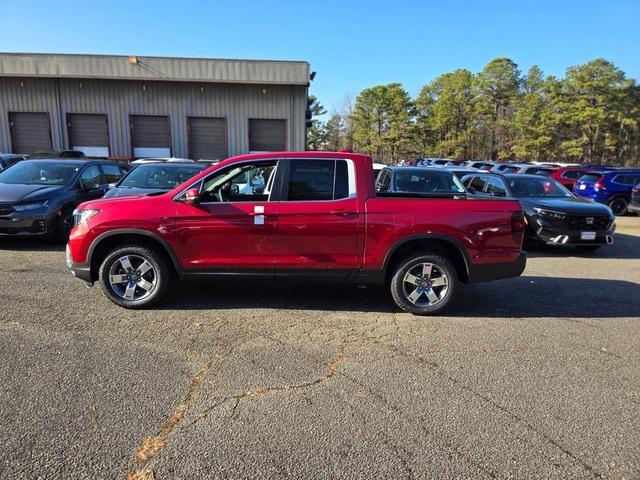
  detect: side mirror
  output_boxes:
[230,184,240,195]
[183,187,200,205]
[80,182,100,191]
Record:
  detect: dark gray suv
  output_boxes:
[0,158,127,240]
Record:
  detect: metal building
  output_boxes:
[0,53,311,159]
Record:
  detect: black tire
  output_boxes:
[608,197,628,216]
[56,208,75,242]
[390,253,458,315]
[98,245,171,309]
[576,245,601,253]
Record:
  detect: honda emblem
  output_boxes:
[586,217,594,225]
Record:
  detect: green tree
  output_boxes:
[476,58,521,160]
[510,66,559,161]
[556,59,638,164]
[306,95,328,150]
[351,83,413,162]
[415,69,477,159]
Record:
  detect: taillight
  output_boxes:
[633,186,638,194]
[594,180,605,191]
[511,211,525,245]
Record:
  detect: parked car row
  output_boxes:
[0,154,214,239]
[0,149,632,315]
[399,157,640,216]
[376,166,616,253]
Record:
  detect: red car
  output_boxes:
[66,151,526,315]
[549,167,590,190]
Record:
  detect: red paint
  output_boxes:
[549,167,590,190]
[68,151,525,281]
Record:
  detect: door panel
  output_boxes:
[172,159,279,272]
[274,158,360,274]
[173,202,276,270]
[275,198,359,271]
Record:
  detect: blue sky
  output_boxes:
[1,0,639,114]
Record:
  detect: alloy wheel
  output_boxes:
[609,198,627,216]
[401,262,449,307]
[108,254,157,301]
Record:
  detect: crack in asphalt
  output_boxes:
[189,341,349,427]
[126,357,221,480]
[342,372,499,479]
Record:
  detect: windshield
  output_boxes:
[394,169,466,194]
[0,161,79,185]
[507,177,573,198]
[120,165,203,189]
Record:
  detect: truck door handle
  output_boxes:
[329,209,352,216]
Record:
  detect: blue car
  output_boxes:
[573,169,640,215]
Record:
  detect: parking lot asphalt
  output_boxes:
[1,218,639,479]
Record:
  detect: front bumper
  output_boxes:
[66,243,93,283]
[530,227,615,246]
[527,214,615,246]
[0,211,58,237]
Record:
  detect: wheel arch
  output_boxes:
[382,234,471,284]
[88,229,181,282]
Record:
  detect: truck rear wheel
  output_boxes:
[98,245,171,309]
[390,253,458,315]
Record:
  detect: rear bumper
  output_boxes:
[466,252,527,284]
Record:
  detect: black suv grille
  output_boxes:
[0,204,14,216]
[566,215,610,230]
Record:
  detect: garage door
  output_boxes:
[130,115,171,158]
[67,113,109,158]
[249,119,286,152]
[9,112,52,154]
[188,117,227,160]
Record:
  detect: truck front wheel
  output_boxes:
[98,246,171,309]
[390,253,458,315]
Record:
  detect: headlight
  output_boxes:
[13,201,49,211]
[533,207,565,219]
[72,208,100,226]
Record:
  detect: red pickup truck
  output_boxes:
[66,151,526,315]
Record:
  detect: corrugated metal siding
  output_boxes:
[0,77,307,157]
[0,53,310,85]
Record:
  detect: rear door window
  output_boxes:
[79,165,102,186]
[486,177,508,197]
[286,159,352,201]
[466,175,489,193]
[101,164,124,184]
[376,170,392,192]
